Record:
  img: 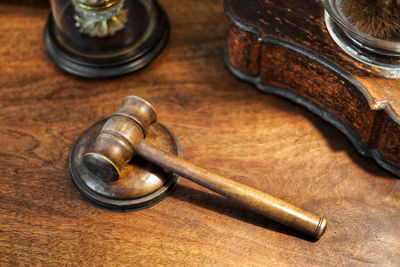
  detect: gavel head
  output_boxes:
[84,96,157,182]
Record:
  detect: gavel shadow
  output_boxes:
[170,183,318,242]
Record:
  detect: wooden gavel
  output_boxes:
[84,96,327,238]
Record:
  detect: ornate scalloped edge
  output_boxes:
[224,0,400,177]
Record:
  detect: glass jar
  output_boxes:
[45,0,169,77]
[321,0,400,78]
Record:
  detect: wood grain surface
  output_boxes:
[0,1,399,266]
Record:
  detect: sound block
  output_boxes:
[224,0,400,177]
[70,118,181,210]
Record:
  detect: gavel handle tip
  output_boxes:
[315,217,327,239]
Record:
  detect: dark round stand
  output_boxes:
[70,118,181,211]
[44,0,169,78]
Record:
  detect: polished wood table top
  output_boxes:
[1,1,399,265]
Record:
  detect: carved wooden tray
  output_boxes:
[224,0,400,177]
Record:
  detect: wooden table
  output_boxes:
[1,1,399,265]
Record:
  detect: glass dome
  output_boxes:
[45,0,169,77]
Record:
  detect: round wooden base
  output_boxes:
[70,119,181,211]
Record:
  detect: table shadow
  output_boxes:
[255,92,397,180]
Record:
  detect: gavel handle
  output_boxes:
[137,141,327,238]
